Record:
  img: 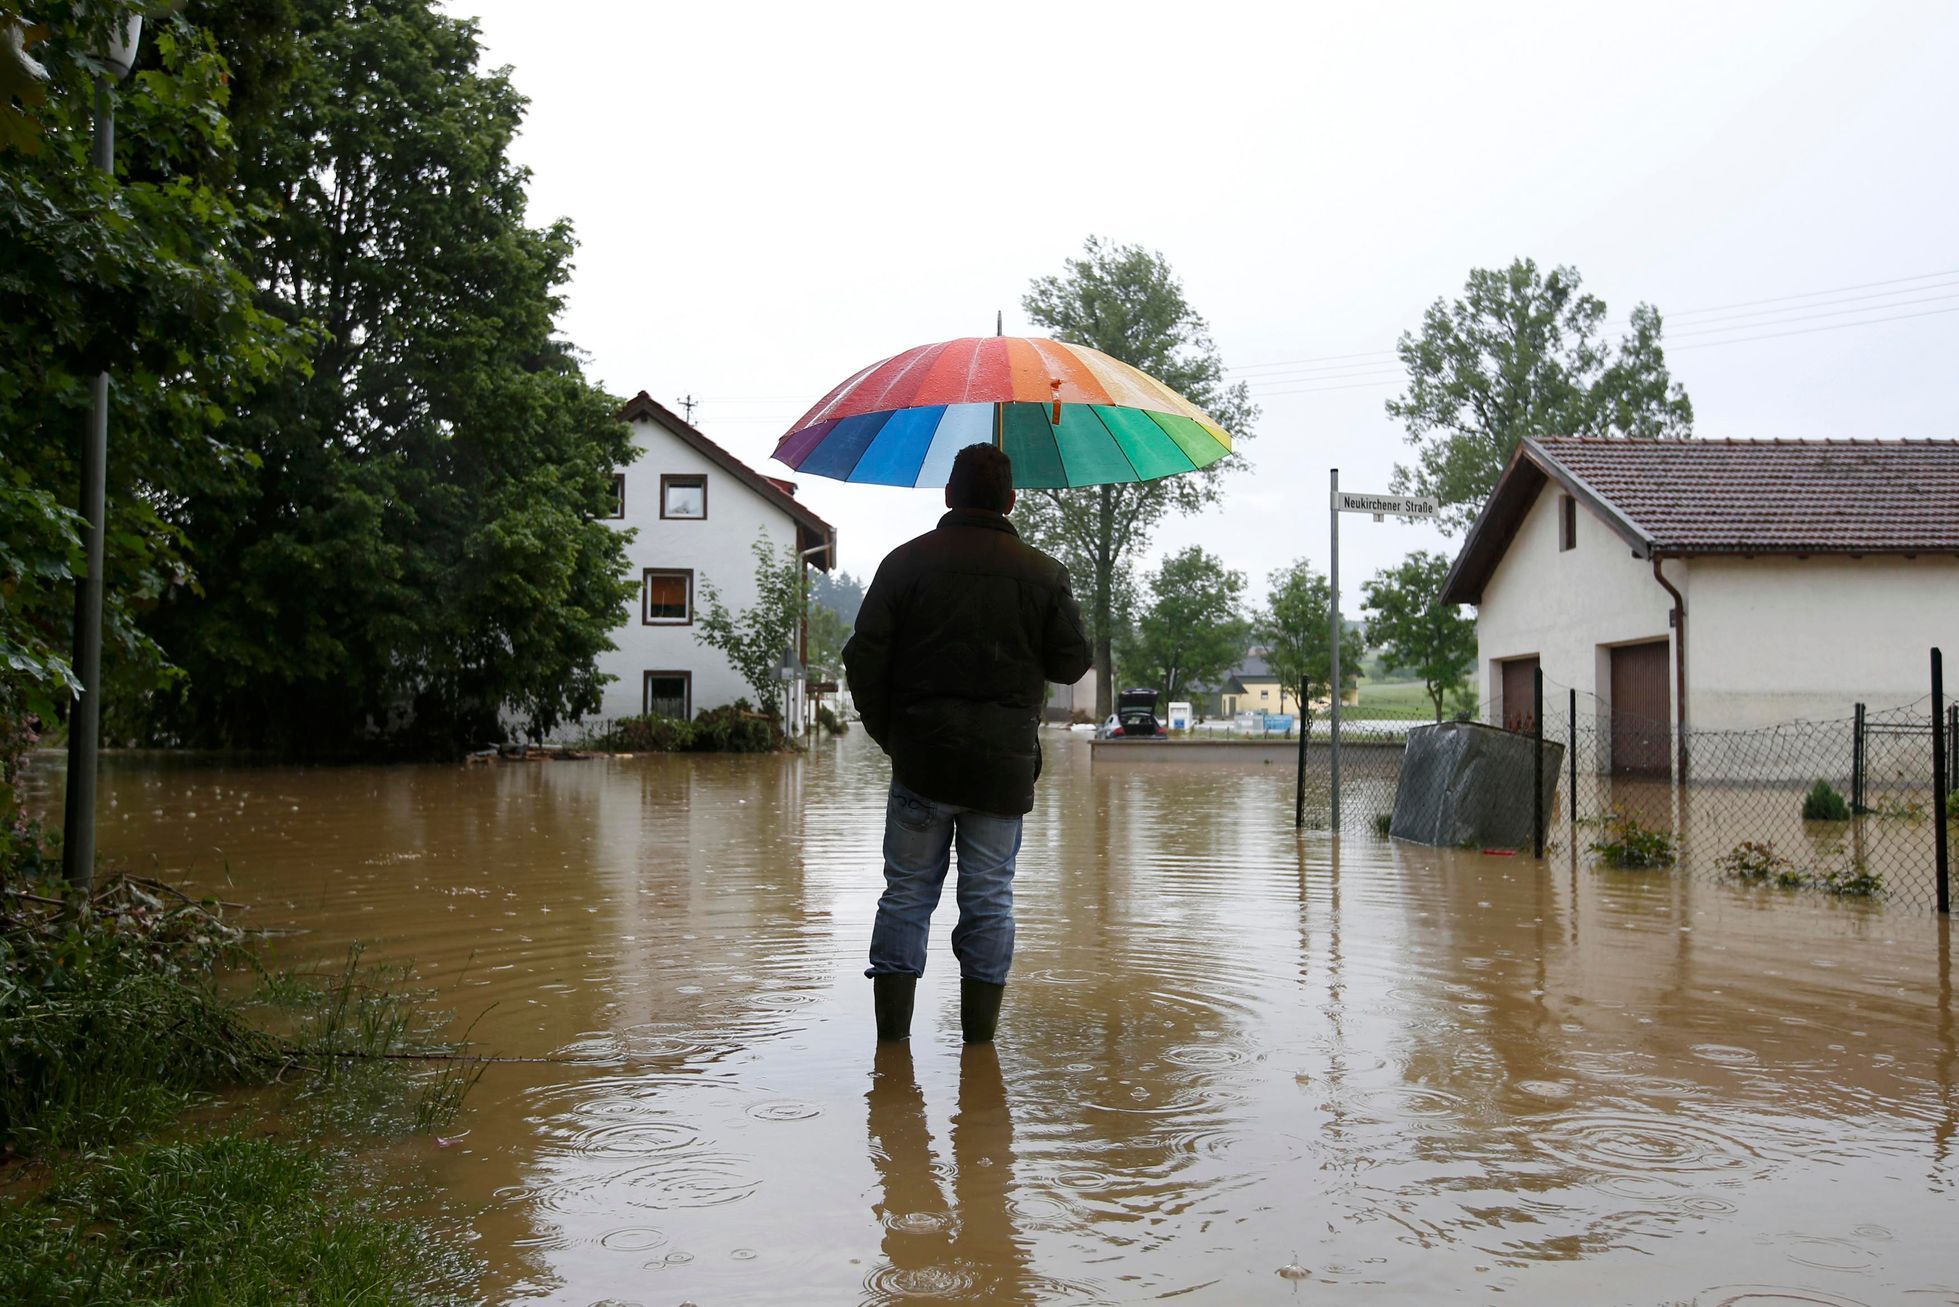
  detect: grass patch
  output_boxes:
[1,874,485,1302]
[0,1133,477,1305]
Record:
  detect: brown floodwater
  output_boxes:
[22,735,1959,1305]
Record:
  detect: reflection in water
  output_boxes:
[865,1043,1027,1304]
[19,735,1959,1304]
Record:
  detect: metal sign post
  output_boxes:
[1321,481,1439,836]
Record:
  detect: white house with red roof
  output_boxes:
[591,393,837,735]
[1440,437,1959,776]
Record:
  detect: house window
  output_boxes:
[608,473,625,520]
[644,670,691,720]
[643,569,693,625]
[1558,494,1576,552]
[1259,689,1269,700]
[661,474,707,520]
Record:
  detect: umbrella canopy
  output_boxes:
[771,336,1236,489]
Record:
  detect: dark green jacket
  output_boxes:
[843,509,1091,816]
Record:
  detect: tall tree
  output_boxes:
[142,0,635,752]
[1388,258,1692,533]
[1016,237,1258,718]
[2,2,300,773]
[1119,546,1248,710]
[1359,551,1476,721]
[1259,560,1362,716]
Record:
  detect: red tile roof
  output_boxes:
[1442,437,1959,604]
[1538,436,1959,554]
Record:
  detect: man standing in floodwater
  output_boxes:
[843,444,1092,1044]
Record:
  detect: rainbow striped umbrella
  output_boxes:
[771,336,1236,489]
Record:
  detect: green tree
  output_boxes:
[1359,551,1476,721]
[1016,237,1258,719]
[806,602,849,680]
[1259,560,1362,715]
[1119,546,1248,710]
[2,0,301,798]
[1388,258,1692,533]
[140,0,634,752]
[695,534,804,721]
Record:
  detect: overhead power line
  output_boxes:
[1227,266,1959,381]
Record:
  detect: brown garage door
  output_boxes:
[1610,641,1671,776]
[1501,657,1539,733]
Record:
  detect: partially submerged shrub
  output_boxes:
[1714,840,1792,884]
[815,704,847,735]
[1801,779,1851,822]
[1373,812,1393,837]
[1588,810,1675,869]
[593,700,783,754]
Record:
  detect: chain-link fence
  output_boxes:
[1302,663,1957,914]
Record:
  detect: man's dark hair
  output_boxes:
[947,444,1014,513]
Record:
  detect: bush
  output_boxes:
[592,715,696,752]
[1373,812,1393,837]
[1818,860,1884,898]
[1588,810,1675,869]
[1715,840,1795,885]
[690,703,783,753]
[1801,779,1851,822]
[816,704,847,735]
[591,701,784,754]
[1069,708,1095,726]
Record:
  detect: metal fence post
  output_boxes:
[1294,690,1311,830]
[1934,648,1949,915]
[1852,702,1866,813]
[1533,666,1545,858]
[1568,686,1578,832]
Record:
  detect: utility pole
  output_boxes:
[63,17,144,893]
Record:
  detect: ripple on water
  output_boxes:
[862,1262,980,1300]
[530,1157,759,1213]
[598,1227,667,1252]
[745,1099,822,1122]
[550,1118,705,1159]
[1783,1236,1877,1272]
[1693,1043,1762,1067]
[882,1210,954,1235]
[1538,1112,1766,1177]
[1162,1042,1253,1069]
[1695,1288,1875,1306]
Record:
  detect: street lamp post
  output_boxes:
[62,14,142,892]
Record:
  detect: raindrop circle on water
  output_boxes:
[598,1227,667,1252]
[746,1099,821,1122]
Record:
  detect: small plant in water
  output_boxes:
[1800,779,1851,822]
[1373,812,1393,837]
[1818,859,1884,898]
[1587,810,1675,869]
[1714,840,1791,884]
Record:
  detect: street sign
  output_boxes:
[1335,490,1438,520]
[809,680,839,694]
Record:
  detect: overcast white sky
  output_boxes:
[451,0,1958,609]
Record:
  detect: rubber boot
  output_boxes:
[960,978,1006,1044]
[873,974,916,1042]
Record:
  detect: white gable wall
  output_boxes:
[589,416,806,729]
[1472,480,1674,728]
[1689,555,1959,727]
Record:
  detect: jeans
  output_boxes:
[866,780,1023,986]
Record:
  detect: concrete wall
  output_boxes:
[1471,481,1674,735]
[586,417,807,731]
[1688,555,1959,727]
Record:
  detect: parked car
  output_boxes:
[1101,688,1167,739]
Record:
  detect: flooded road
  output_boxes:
[24,734,1959,1304]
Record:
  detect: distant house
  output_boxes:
[1439,437,1959,776]
[1220,653,1299,718]
[592,393,837,734]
